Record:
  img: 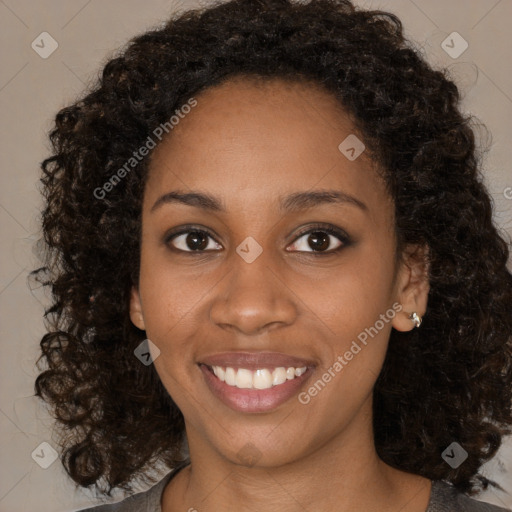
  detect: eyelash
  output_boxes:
[164,223,352,256]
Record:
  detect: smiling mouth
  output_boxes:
[203,364,307,390]
[199,359,314,413]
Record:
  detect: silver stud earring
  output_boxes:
[409,312,422,328]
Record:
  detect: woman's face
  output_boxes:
[130,76,428,467]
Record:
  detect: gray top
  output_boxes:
[78,464,511,511]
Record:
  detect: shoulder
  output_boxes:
[427,480,511,512]
[77,473,512,512]
[76,467,181,512]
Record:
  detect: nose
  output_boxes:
[209,249,297,336]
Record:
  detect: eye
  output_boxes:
[287,224,351,254]
[165,227,222,253]
[164,223,351,255]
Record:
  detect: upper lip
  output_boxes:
[199,351,316,370]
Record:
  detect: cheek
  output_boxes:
[297,268,396,435]
[137,257,204,414]
[138,243,212,336]
[299,242,396,342]
[136,250,210,392]
[297,239,396,396]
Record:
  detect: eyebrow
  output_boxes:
[150,189,368,213]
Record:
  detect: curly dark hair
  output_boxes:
[32,0,512,499]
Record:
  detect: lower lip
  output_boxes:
[199,364,313,413]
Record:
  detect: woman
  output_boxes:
[33,0,512,510]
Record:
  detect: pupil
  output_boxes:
[308,231,329,251]
[187,231,208,251]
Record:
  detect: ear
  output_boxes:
[392,244,430,332]
[129,286,146,330]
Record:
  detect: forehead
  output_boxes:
[151,75,359,166]
[145,76,390,219]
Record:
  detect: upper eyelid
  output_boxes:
[169,229,221,249]
[286,227,348,252]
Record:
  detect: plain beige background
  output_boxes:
[1,0,511,511]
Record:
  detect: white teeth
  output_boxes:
[225,367,236,386]
[273,367,287,385]
[253,369,272,389]
[209,365,307,389]
[216,366,225,381]
[235,368,253,389]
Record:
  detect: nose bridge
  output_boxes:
[209,240,296,335]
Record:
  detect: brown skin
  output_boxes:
[130,76,431,511]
